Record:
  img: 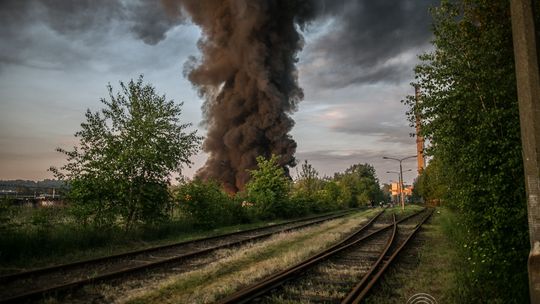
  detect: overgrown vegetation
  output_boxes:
[0,204,305,272]
[404,0,537,301]
[0,155,388,268]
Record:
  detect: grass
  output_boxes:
[0,206,346,274]
[120,208,382,304]
[364,207,460,303]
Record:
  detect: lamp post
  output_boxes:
[383,155,416,210]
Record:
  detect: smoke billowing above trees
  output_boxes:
[162,0,320,192]
[0,0,435,190]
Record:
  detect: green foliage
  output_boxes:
[413,158,448,203]
[0,199,17,234]
[246,155,292,219]
[291,160,344,213]
[334,163,385,207]
[175,179,240,228]
[296,160,322,196]
[0,204,198,266]
[51,76,201,228]
[403,0,533,301]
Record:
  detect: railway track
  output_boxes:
[216,207,433,304]
[0,209,363,303]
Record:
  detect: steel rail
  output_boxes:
[345,208,435,304]
[215,208,426,304]
[0,209,358,304]
[341,214,398,304]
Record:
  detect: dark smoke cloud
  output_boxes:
[164,0,434,191]
[303,0,436,88]
[163,0,318,192]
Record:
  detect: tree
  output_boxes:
[246,155,291,219]
[51,76,202,228]
[403,0,535,301]
[296,160,320,196]
[413,158,447,204]
[335,163,384,207]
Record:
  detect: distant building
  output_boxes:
[390,182,414,203]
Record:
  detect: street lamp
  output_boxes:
[383,155,416,210]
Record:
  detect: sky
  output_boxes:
[0,0,436,185]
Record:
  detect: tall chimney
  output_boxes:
[415,86,425,174]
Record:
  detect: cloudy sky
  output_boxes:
[0,0,436,185]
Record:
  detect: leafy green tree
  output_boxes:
[246,155,291,219]
[403,0,535,301]
[51,76,202,228]
[413,158,447,204]
[335,163,384,207]
[296,160,321,196]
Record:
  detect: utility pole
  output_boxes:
[510,0,540,301]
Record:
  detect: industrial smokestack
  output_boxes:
[166,0,316,192]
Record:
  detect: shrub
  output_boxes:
[175,179,238,228]
[246,155,292,219]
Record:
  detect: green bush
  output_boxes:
[246,155,292,219]
[175,179,239,228]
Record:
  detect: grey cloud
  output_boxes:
[0,0,191,73]
[303,0,436,88]
[312,100,416,145]
[127,1,187,45]
[0,0,184,44]
[0,0,122,40]
[35,0,186,44]
[0,0,435,80]
[331,117,416,145]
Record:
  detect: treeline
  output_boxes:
[406,0,538,302]
[0,155,385,264]
[0,179,66,190]
[176,157,386,228]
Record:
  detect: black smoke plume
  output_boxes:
[164,0,317,192]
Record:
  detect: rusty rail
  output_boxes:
[344,208,435,304]
[215,208,426,304]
